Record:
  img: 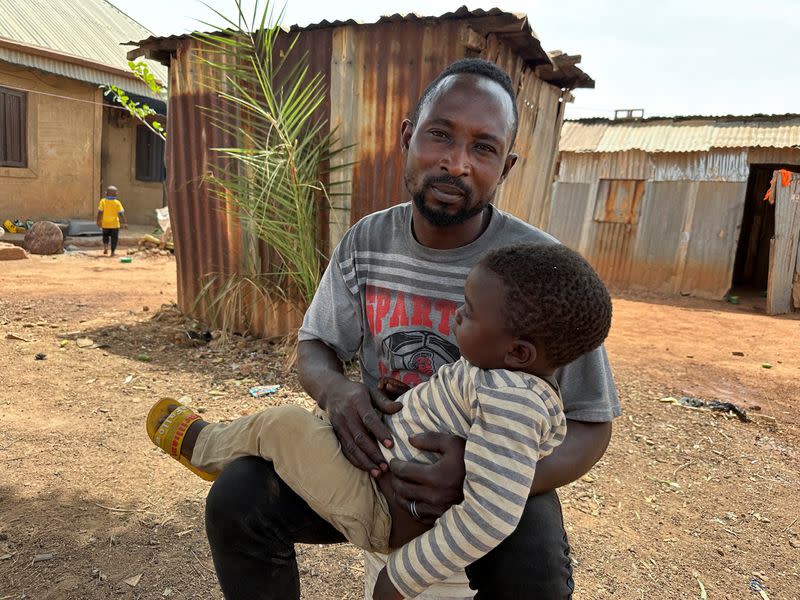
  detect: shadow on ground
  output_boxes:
[74,304,292,384]
[0,484,221,600]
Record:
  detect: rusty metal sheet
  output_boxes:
[487,35,566,228]
[628,181,695,294]
[165,32,331,337]
[151,19,572,338]
[593,179,644,224]
[557,151,653,183]
[652,150,749,182]
[547,182,592,250]
[337,19,467,230]
[679,182,747,299]
[748,147,800,166]
[584,221,637,288]
[766,173,800,314]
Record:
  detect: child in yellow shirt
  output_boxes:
[96,185,127,256]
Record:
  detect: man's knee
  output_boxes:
[467,491,573,599]
[206,456,282,529]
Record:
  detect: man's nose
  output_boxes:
[440,142,470,176]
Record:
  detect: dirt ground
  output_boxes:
[1,251,799,600]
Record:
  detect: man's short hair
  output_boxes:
[412,58,519,148]
[481,243,612,369]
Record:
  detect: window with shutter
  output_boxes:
[593,179,645,224]
[0,86,27,168]
[135,125,165,182]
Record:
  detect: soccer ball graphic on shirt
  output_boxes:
[381,330,460,377]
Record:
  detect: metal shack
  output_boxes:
[552,114,800,313]
[130,7,593,336]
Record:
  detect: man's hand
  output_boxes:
[325,379,403,478]
[389,432,467,523]
[378,377,411,400]
[373,567,403,600]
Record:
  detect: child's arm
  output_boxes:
[381,379,566,598]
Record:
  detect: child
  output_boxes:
[147,243,612,599]
[96,185,127,256]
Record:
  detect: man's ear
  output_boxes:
[499,153,518,183]
[401,119,414,152]
[504,339,537,370]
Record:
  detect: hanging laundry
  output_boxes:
[763,168,794,204]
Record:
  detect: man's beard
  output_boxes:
[411,174,489,227]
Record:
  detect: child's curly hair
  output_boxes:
[480,243,612,369]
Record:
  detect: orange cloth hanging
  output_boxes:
[763,169,794,204]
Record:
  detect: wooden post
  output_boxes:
[766,172,800,315]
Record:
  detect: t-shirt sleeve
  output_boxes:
[97,199,105,212]
[116,200,125,213]
[556,344,621,422]
[297,233,364,361]
[385,379,565,597]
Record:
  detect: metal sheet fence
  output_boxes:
[549,179,747,298]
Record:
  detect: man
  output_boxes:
[205,58,620,599]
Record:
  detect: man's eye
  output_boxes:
[430,130,448,138]
[476,144,496,153]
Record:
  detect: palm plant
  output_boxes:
[193,0,348,338]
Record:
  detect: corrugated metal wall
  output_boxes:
[327,19,472,246]
[327,22,565,245]
[483,33,565,228]
[630,181,695,293]
[680,182,747,297]
[165,32,332,335]
[548,182,591,249]
[550,148,793,298]
[165,23,568,336]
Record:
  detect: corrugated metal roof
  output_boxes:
[560,115,800,153]
[0,43,161,99]
[0,0,167,93]
[128,6,592,89]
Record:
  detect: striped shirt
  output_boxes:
[380,357,566,597]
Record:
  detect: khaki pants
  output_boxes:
[192,405,392,553]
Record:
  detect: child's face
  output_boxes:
[454,264,515,370]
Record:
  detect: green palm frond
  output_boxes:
[193,0,349,322]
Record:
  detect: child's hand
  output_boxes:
[372,567,404,600]
[378,377,410,401]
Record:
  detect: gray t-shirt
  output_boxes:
[299,202,621,422]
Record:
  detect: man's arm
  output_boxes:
[389,419,612,521]
[531,419,611,493]
[118,211,128,229]
[297,340,402,477]
[96,210,103,228]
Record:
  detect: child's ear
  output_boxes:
[504,340,537,370]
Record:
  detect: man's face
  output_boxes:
[402,74,517,227]
[107,188,117,198]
